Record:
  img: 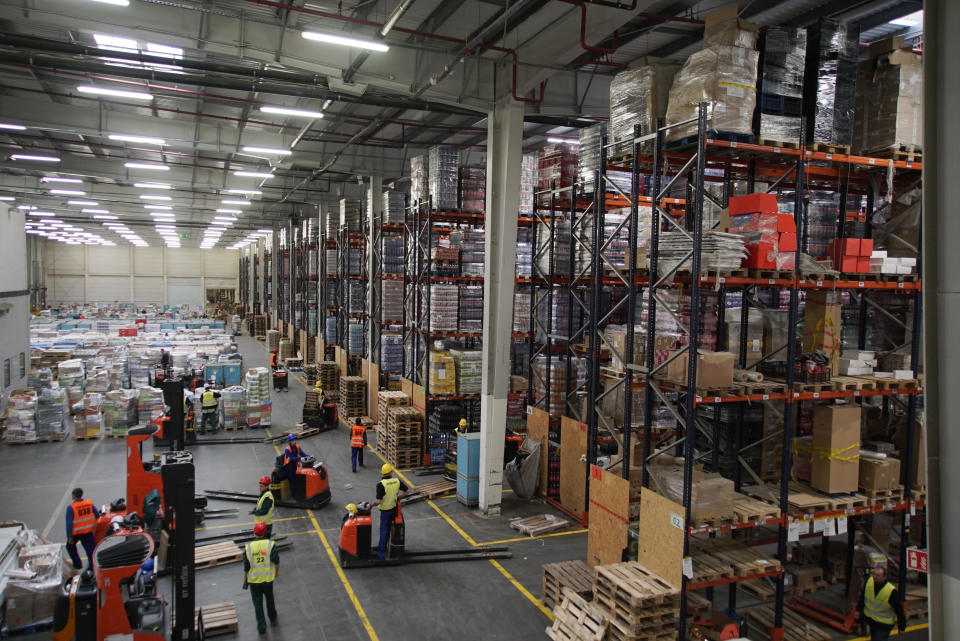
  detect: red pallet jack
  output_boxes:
[205,454,332,509]
[785,596,859,634]
[337,502,511,568]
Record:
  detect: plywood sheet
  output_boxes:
[636,488,685,588]
[334,347,347,376]
[526,407,550,496]
[367,361,380,422]
[560,417,587,518]
[411,382,425,416]
[587,466,630,567]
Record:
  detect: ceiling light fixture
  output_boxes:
[144,204,173,210]
[68,200,98,206]
[259,106,323,119]
[139,194,172,201]
[225,189,261,196]
[232,171,274,178]
[216,209,243,214]
[221,199,250,206]
[134,182,170,189]
[301,31,389,52]
[93,214,119,220]
[11,154,60,162]
[78,85,153,100]
[109,134,166,145]
[242,146,292,156]
[0,196,15,201]
[81,209,110,214]
[546,137,579,145]
[42,176,82,184]
[49,189,86,196]
[0,123,27,131]
[125,162,169,170]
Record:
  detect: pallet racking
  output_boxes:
[550,103,923,640]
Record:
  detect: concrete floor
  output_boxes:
[0,333,929,641]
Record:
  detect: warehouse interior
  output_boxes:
[0,0,952,640]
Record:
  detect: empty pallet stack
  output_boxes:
[542,560,596,611]
[338,376,366,423]
[378,405,423,469]
[318,361,339,400]
[377,390,409,423]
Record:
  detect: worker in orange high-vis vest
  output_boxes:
[350,421,367,473]
[65,487,100,570]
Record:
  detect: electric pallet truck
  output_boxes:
[205,454,332,509]
[337,502,511,568]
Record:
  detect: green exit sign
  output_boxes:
[180,233,190,239]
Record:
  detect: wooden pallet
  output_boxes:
[747,604,832,641]
[731,494,781,522]
[196,602,238,638]
[757,138,802,150]
[741,578,776,600]
[510,514,570,537]
[863,143,922,162]
[809,142,851,155]
[871,377,919,392]
[73,434,102,441]
[406,479,456,500]
[542,561,596,611]
[8,434,67,444]
[731,380,788,396]
[195,542,243,570]
[748,268,795,281]
[861,485,904,506]
[831,376,871,391]
[798,271,839,282]
[222,425,247,431]
[692,539,781,578]
[792,381,832,393]
[594,562,680,609]
[546,589,608,641]
[790,578,830,596]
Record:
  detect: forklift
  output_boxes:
[337,502,511,568]
[205,452,332,510]
[53,452,197,641]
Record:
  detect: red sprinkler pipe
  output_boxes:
[556,0,619,54]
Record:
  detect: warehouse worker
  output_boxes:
[314,381,326,404]
[243,521,279,634]
[160,349,171,376]
[858,565,906,640]
[350,421,367,473]
[372,463,408,559]
[282,434,308,489]
[269,350,279,370]
[248,476,275,538]
[457,418,468,434]
[65,488,101,570]
[199,386,221,434]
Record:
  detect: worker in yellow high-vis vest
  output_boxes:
[248,476,275,538]
[857,565,906,640]
[372,463,408,559]
[243,522,279,634]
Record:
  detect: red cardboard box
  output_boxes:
[729,193,778,216]
[859,238,874,256]
[777,214,797,233]
[835,256,858,272]
[857,257,871,273]
[778,233,798,252]
[744,241,777,269]
[838,238,860,256]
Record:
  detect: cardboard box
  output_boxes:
[810,405,861,494]
[728,193,778,216]
[509,375,528,394]
[859,238,874,256]
[857,257,872,273]
[664,350,735,388]
[778,214,797,233]
[802,291,842,375]
[778,232,798,252]
[859,457,901,491]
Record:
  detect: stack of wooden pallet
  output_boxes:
[318,361,339,400]
[592,562,681,641]
[304,389,321,409]
[690,538,782,581]
[377,390,409,422]
[196,602,238,638]
[338,376,366,422]
[303,363,318,386]
[376,406,423,469]
[546,588,608,641]
[747,604,831,641]
[542,560,595,611]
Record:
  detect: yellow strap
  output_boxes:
[717,80,758,92]
[793,440,861,462]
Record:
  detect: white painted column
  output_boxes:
[367,176,382,369]
[478,97,524,515]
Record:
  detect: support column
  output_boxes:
[926,1,957,639]
[479,97,524,515]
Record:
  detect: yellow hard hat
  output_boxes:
[381,463,394,475]
[459,418,467,427]
[345,503,357,515]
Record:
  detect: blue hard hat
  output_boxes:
[141,558,154,573]
[287,433,297,442]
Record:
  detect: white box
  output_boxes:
[874,371,893,379]
[896,265,913,274]
[842,350,875,360]
[871,250,888,258]
[894,370,913,380]
[898,257,917,267]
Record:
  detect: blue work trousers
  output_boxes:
[66,532,96,569]
[351,446,364,472]
[377,508,397,559]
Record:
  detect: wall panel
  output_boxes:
[134,276,164,303]
[167,248,201,277]
[87,246,130,275]
[86,276,130,303]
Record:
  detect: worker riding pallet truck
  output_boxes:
[337,500,511,568]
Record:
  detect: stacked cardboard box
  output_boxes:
[58,359,86,409]
[537,144,578,203]
[459,166,485,213]
[609,61,680,154]
[519,153,537,216]
[36,387,66,438]
[854,40,922,153]
[78,393,102,439]
[6,391,38,442]
[860,456,901,492]
[428,146,459,211]
[727,193,797,270]
[810,404,860,494]
[840,350,877,376]
[450,349,481,394]
[137,386,164,423]
[829,237,874,273]
[103,389,138,436]
[244,367,271,427]
[663,350,735,390]
[428,351,457,395]
[868,250,917,276]
[410,154,429,205]
[220,386,247,430]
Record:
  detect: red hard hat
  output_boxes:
[259,476,271,485]
[253,522,267,537]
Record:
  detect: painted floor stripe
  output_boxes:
[43,439,101,538]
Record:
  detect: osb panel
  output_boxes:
[560,416,587,518]
[526,407,550,496]
[636,488,684,588]
[587,466,630,568]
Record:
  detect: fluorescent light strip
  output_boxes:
[81,209,110,214]
[110,134,166,145]
[143,204,173,210]
[42,176,83,184]
[134,182,170,190]
[78,85,152,100]
[50,189,86,196]
[0,196,15,201]
[233,171,273,178]
[139,195,171,201]
[68,200,98,206]
[300,31,389,52]
[11,155,60,162]
[260,106,323,119]
[93,214,118,220]
[216,209,243,214]
[125,162,169,170]
[225,189,261,195]
[221,199,250,205]
[0,123,27,131]
[242,146,292,156]
[546,137,579,145]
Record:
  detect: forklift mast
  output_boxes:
[161,453,196,641]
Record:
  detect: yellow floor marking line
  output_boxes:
[849,622,928,641]
[477,528,588,547]
[490,559,556,620]
[308,509,379,641]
